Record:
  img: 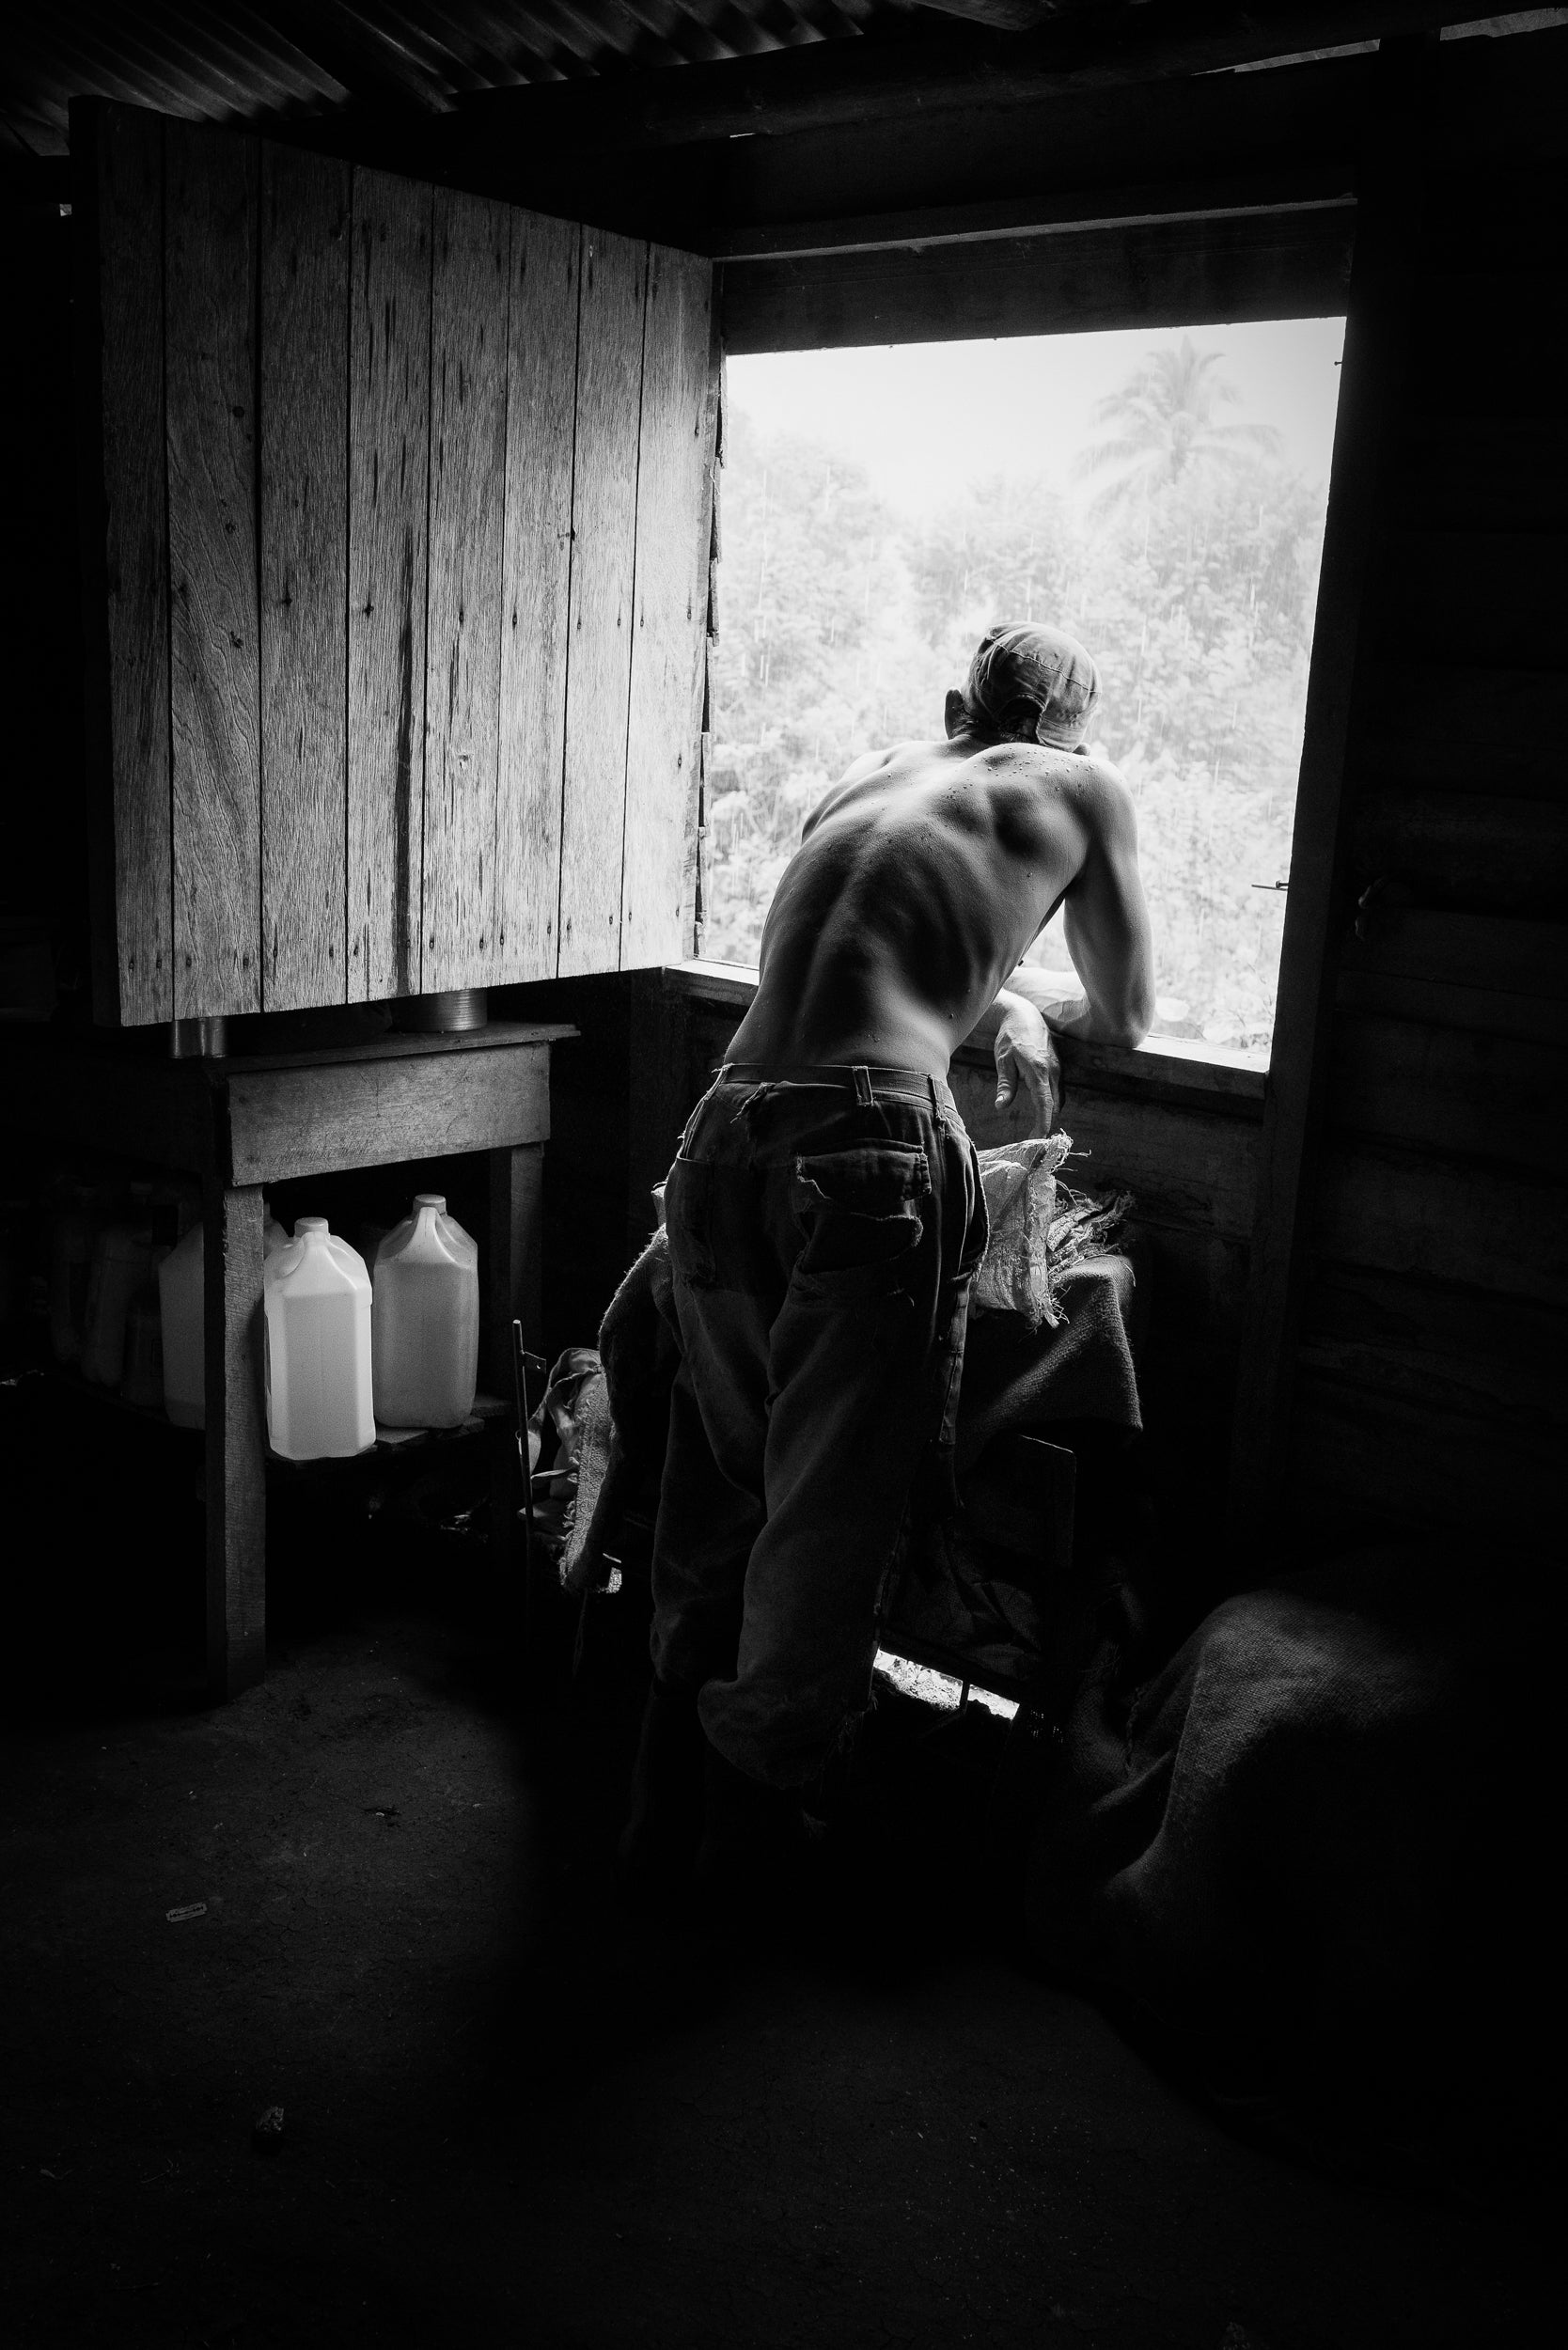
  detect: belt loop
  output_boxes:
[852,1064,873,1107]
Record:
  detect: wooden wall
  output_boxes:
[73,101,719,1028]
[1277,111,1568,1547]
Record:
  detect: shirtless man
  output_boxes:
[623,622,1154,1895]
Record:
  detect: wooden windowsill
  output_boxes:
[662,959,1267,1110]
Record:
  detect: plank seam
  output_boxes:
[492,206,514,986]
[618,242,653,974]
[553,226,587,979]
[417,180,435,997]
[160,118,175,1033]
[251,138,265,1014]
[342,164,353,1005]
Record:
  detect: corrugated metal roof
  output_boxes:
[0,0,907,159]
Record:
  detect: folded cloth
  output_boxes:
[596,1229,683,1477]
[973,1135,1073,1326]
[956,1251,1142,1472]
[558,1367,623,1595]
[1018,1550,1552,2180]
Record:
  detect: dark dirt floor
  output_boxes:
[0,1371,1548,2350]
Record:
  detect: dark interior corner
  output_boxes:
[2,4,1563,2344]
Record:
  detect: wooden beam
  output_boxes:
[1227,38,1437,1537]
[449,3,1469,157]
[220,1034,554,1184]
[723,205,1354,352]
[717,171,1356,261]
[487,1142,545,1385]
[203,1180,267,1700]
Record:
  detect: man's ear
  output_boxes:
[944,689,966,739]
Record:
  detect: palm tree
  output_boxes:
[1074,337,1282,515]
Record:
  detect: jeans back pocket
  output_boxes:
[790,1143,931,1297]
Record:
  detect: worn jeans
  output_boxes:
[650,1062,988,1788]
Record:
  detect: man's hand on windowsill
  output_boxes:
[997,963,1094,1038]
[991,988,1063,1133]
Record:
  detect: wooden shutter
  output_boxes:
[74,100,719,1026]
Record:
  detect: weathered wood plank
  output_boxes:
[459,16,1563,172]
[456,14,1382,161]
[1374,530,1568,669]
[1288,1370,1559,1542]
[1298,1263,1568,1429]
[486,1142,545,1386]
[1229,49,1431,1536]
[1337,964,1566,1046]
[259,143,350,1013]
[1383,416,1568,534]
[165,120,262,1021]
[1341,908,1568,1002]
[1348,788,1567,918]
[621,244,715,971]
[494,209,580,985]
[73,102,172,1027]
[423,188,510,993]
[1325,1013,1567,1172]
[718,169,1356,262]
[203,1180,267,1700]
[1354,664,1568,798]
[557,229,647,978]
[223,1039,553,1183]
[947,1058,1259,1240]
[721,210,1353,355]
[1315,1144,1568,1306]
[347,167,431,1004]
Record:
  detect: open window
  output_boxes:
[702,320,1345,1068]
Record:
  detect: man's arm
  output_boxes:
[987,762,1154,1126]
[1014,763,1155,1048]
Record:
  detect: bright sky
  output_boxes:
[728,316,1347,517]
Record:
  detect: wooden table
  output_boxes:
[4,1019,572,1699]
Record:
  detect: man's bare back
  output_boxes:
[727,666,1156,1114]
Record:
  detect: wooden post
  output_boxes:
[487,1143,544,1386]
[203,1182,267,1700]
[487,1143,545,1674]
[1226,37,1435,1538]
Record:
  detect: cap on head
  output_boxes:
[963,622,1102,749]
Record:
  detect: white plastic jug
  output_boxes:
[371,1193,479,1429]
[264,1218,374,1460]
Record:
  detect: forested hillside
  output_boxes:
[704,341,1329,1056]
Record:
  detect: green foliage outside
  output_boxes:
[703,339,1328,1055]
